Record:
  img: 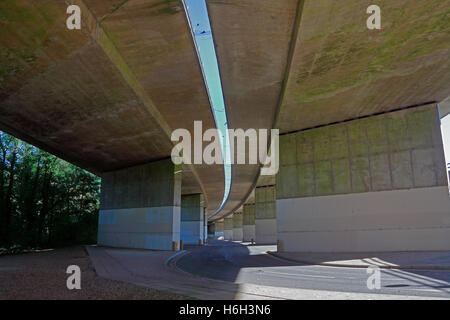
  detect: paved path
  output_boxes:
[176,241,450,299]
[271,250,450,270]
[86,244,448,300]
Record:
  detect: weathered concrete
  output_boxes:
[439,98,450,119]
[255,185,277,244]
[214,220,224,239]
[243,204,255,242]
[1,0,450,228]
[98,159,181,250]
[277,0,450,133]
[224,216,233,241]
[203,217,208,244]
[0,0,227,218]
[207,0,300,222]
[181,194,204,245]
[276,104,450,252]
[232,211,243,242]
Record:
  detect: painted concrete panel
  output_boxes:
[98,206,180,250]
[224,216,233,240]
[232,228,243,241]
[224,217,233,229]
[214,220,224,239]
[101,159,181,209]
[181,194,203,244]
[181,221,202,245]
[277,105,446,199]
[243,204,255,225]
[181,194,202,221]
[255,219,277,244]
[233,212,243,228]
[255,186,276,219]
[224,230,233,241]
[277,186,450,252]
[255,185,277,244]
[215,220,224,232]
[214,232,224,239]
[243,225,256,242]
[98,159,181,250]
[276,105,449,252]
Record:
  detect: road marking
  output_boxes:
[408,288,445,293]
[263,270,336,279]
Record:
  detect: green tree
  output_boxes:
[0,131,100,252]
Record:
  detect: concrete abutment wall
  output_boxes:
[276,104,450,252]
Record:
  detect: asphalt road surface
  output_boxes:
[177,241,450,299]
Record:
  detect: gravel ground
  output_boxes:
[0,246,191,300]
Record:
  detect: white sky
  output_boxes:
[440,114,450,168]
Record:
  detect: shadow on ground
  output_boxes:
[177,240,450,298]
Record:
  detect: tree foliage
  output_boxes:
[0,131,100,252]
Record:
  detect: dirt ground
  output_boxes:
[0,246,190,300]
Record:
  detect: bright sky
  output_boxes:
[183,0,232,214]
[440,114,450,168]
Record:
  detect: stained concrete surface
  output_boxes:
[1,0,449,223]
[275,104,450,252]
[277,0,450,133]
[277,104,446,199]
[98,159,182,250]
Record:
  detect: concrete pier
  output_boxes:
[224,216,233,241]
[98,159,181,250]
[232,211,243,242]
[214,220,224,239]
[243,204,256,242]
[181,194,204,245]
[255,185,277,244]
[276,104,450,252]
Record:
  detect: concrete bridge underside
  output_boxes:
[1,0,449,251]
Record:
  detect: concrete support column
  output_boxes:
[98,159,181,250]
[276,104,450,252]
[181,194,204,245]
[243,204,255,242]
[224,215,233,241]
[214,220,224,239]
[255,185,277,244]
[203,216,208,243]
[232,211,243,241]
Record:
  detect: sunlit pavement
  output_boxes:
[85,244,443,300]
[176,240,450,299]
